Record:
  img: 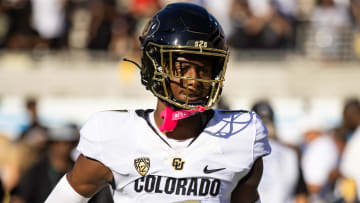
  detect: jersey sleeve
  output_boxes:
[77,112,103,161]
[76,110,136,175]
[252,112,271,161]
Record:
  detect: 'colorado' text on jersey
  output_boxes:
[77,109,271,203]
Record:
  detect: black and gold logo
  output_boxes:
[141,16,159,39]
[172,157,185,170]
[134,157,150,176]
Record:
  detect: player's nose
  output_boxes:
[184,65,199,78]
[185,67,201,88]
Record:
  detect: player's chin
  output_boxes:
[187,95,203,102]
[176,93,205,103]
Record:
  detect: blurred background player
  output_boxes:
[10,124,113,203]
[252,100,299,203]
[340,98,360,203]
[10,124,79,203]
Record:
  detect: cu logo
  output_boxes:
[172,158,185,170]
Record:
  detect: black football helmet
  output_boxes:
[139,3,229,110]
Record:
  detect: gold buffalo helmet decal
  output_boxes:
[134,157,150,176]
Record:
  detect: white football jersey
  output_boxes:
[77,109,271,203]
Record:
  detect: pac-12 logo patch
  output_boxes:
[134,157,150,176]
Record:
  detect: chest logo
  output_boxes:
[172,157,185,170]
[134,157,150,176]
[203,165,226,174]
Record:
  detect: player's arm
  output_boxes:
[231,158,263,203]
[68,154,114,196]
[45,154,113,203]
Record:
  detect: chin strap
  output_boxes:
[159,105,205,132]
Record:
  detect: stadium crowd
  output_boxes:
[0,0,359,59]
[0,0,359,203]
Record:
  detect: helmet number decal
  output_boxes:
[194,40,208,52]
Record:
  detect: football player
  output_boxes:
[45,3,271,203]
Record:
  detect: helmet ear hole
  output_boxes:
[147,46,155,56]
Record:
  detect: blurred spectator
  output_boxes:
[228,0,295,49]
[1,0,40,50]
[11,124,78,203]
[310,0,351,60]
[350,0,360,28]
[341,98,360,140]
[30,0,71,49]
[18,97,48,158]
[351,0,360,58]
[326,127,354,202]
[0,4,9,48]
[87,0,115,51]
[0,133,38,192]
[252,100,274,122]
[86,0,138,58]
[340,126,360,202]
[252,100,300,203]
[22,97,40,130]
[110,10,137,58]
[300,119,340,202]
[67,2,91,49]
[0,134,18,192]
[340,98,360,202]
[273,0,298,19]
[271,0,299,48]
[10,124,113,203]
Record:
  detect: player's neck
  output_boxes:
[154,100,206,140]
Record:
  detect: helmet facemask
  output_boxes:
[143,42,229,110]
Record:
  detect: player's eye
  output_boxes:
[199,66,210,74]
[174,61,189,76]
[174,61,206,75]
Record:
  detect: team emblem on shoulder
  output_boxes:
[134,157,150,176]
[172,157,185,170]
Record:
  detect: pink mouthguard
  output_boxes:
[159,105,205,132]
